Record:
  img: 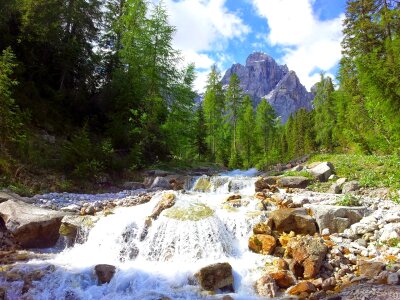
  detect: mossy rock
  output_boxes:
[59,223,77,237]
[164,203,214,221]
[193,177,212,192]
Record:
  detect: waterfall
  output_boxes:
[2,172,272,300]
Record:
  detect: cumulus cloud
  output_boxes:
[163,0,250,91]
[251,0,343,90]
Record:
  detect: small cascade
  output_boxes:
[2,170,275,300]
[191,174,258,195]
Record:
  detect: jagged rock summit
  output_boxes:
[221,52,314,123]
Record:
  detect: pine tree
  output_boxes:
[313,74,336,151]
[225,73,243,167]
[194,104,208,160]
[255,99,277,157]
[203,65,225,160]
[238,95,255,168]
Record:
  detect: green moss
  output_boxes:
[192,177,211,192]
[164,203,214,221]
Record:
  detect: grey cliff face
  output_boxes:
[221,52,314,123]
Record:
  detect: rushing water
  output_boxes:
[2,173,277,300]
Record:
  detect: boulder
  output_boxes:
[94,264,116,284]
[150,193,176,219]
[269,208,317,235]
[286,235,328,279]
[342,180,360,194]
[287,281,316,296]
[248,234,276,255]
[357,260,385,279]
[254,274,278,298]
[150,177,172,190]
[255,177,277,192]
[269,270,296,288]
[0,200,67,248]
[195,262,234,291]
[309,162,334,182]
[308,205,366,234]
[277,176,310,189]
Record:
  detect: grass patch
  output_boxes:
[308,154,400,189]
[336,194,362,206]
[283,170,314,179]
[164,203,214,221]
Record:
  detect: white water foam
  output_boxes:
[3,176,272,300]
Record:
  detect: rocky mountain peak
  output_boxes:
[221,53,314,123]
[246,52,273,65]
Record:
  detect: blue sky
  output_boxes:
[162,0,347,91]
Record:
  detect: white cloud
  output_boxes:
[251,0,343,90]
[163,0,250,91]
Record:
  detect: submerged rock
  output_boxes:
[195,262,234,292]
[0,199,67,248]
[94,264,116,284]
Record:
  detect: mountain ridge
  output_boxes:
[221,52,314,123]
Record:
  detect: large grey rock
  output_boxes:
[221,52,313,123]
[308,205,366,234]
[0,200,67,248]
[268,208,317,235]
[277,176,310,188]
[309,162,334,182]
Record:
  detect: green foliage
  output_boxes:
[0,47,24,154]
[336,194,362,206]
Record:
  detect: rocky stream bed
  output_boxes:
[0,163,400,299]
